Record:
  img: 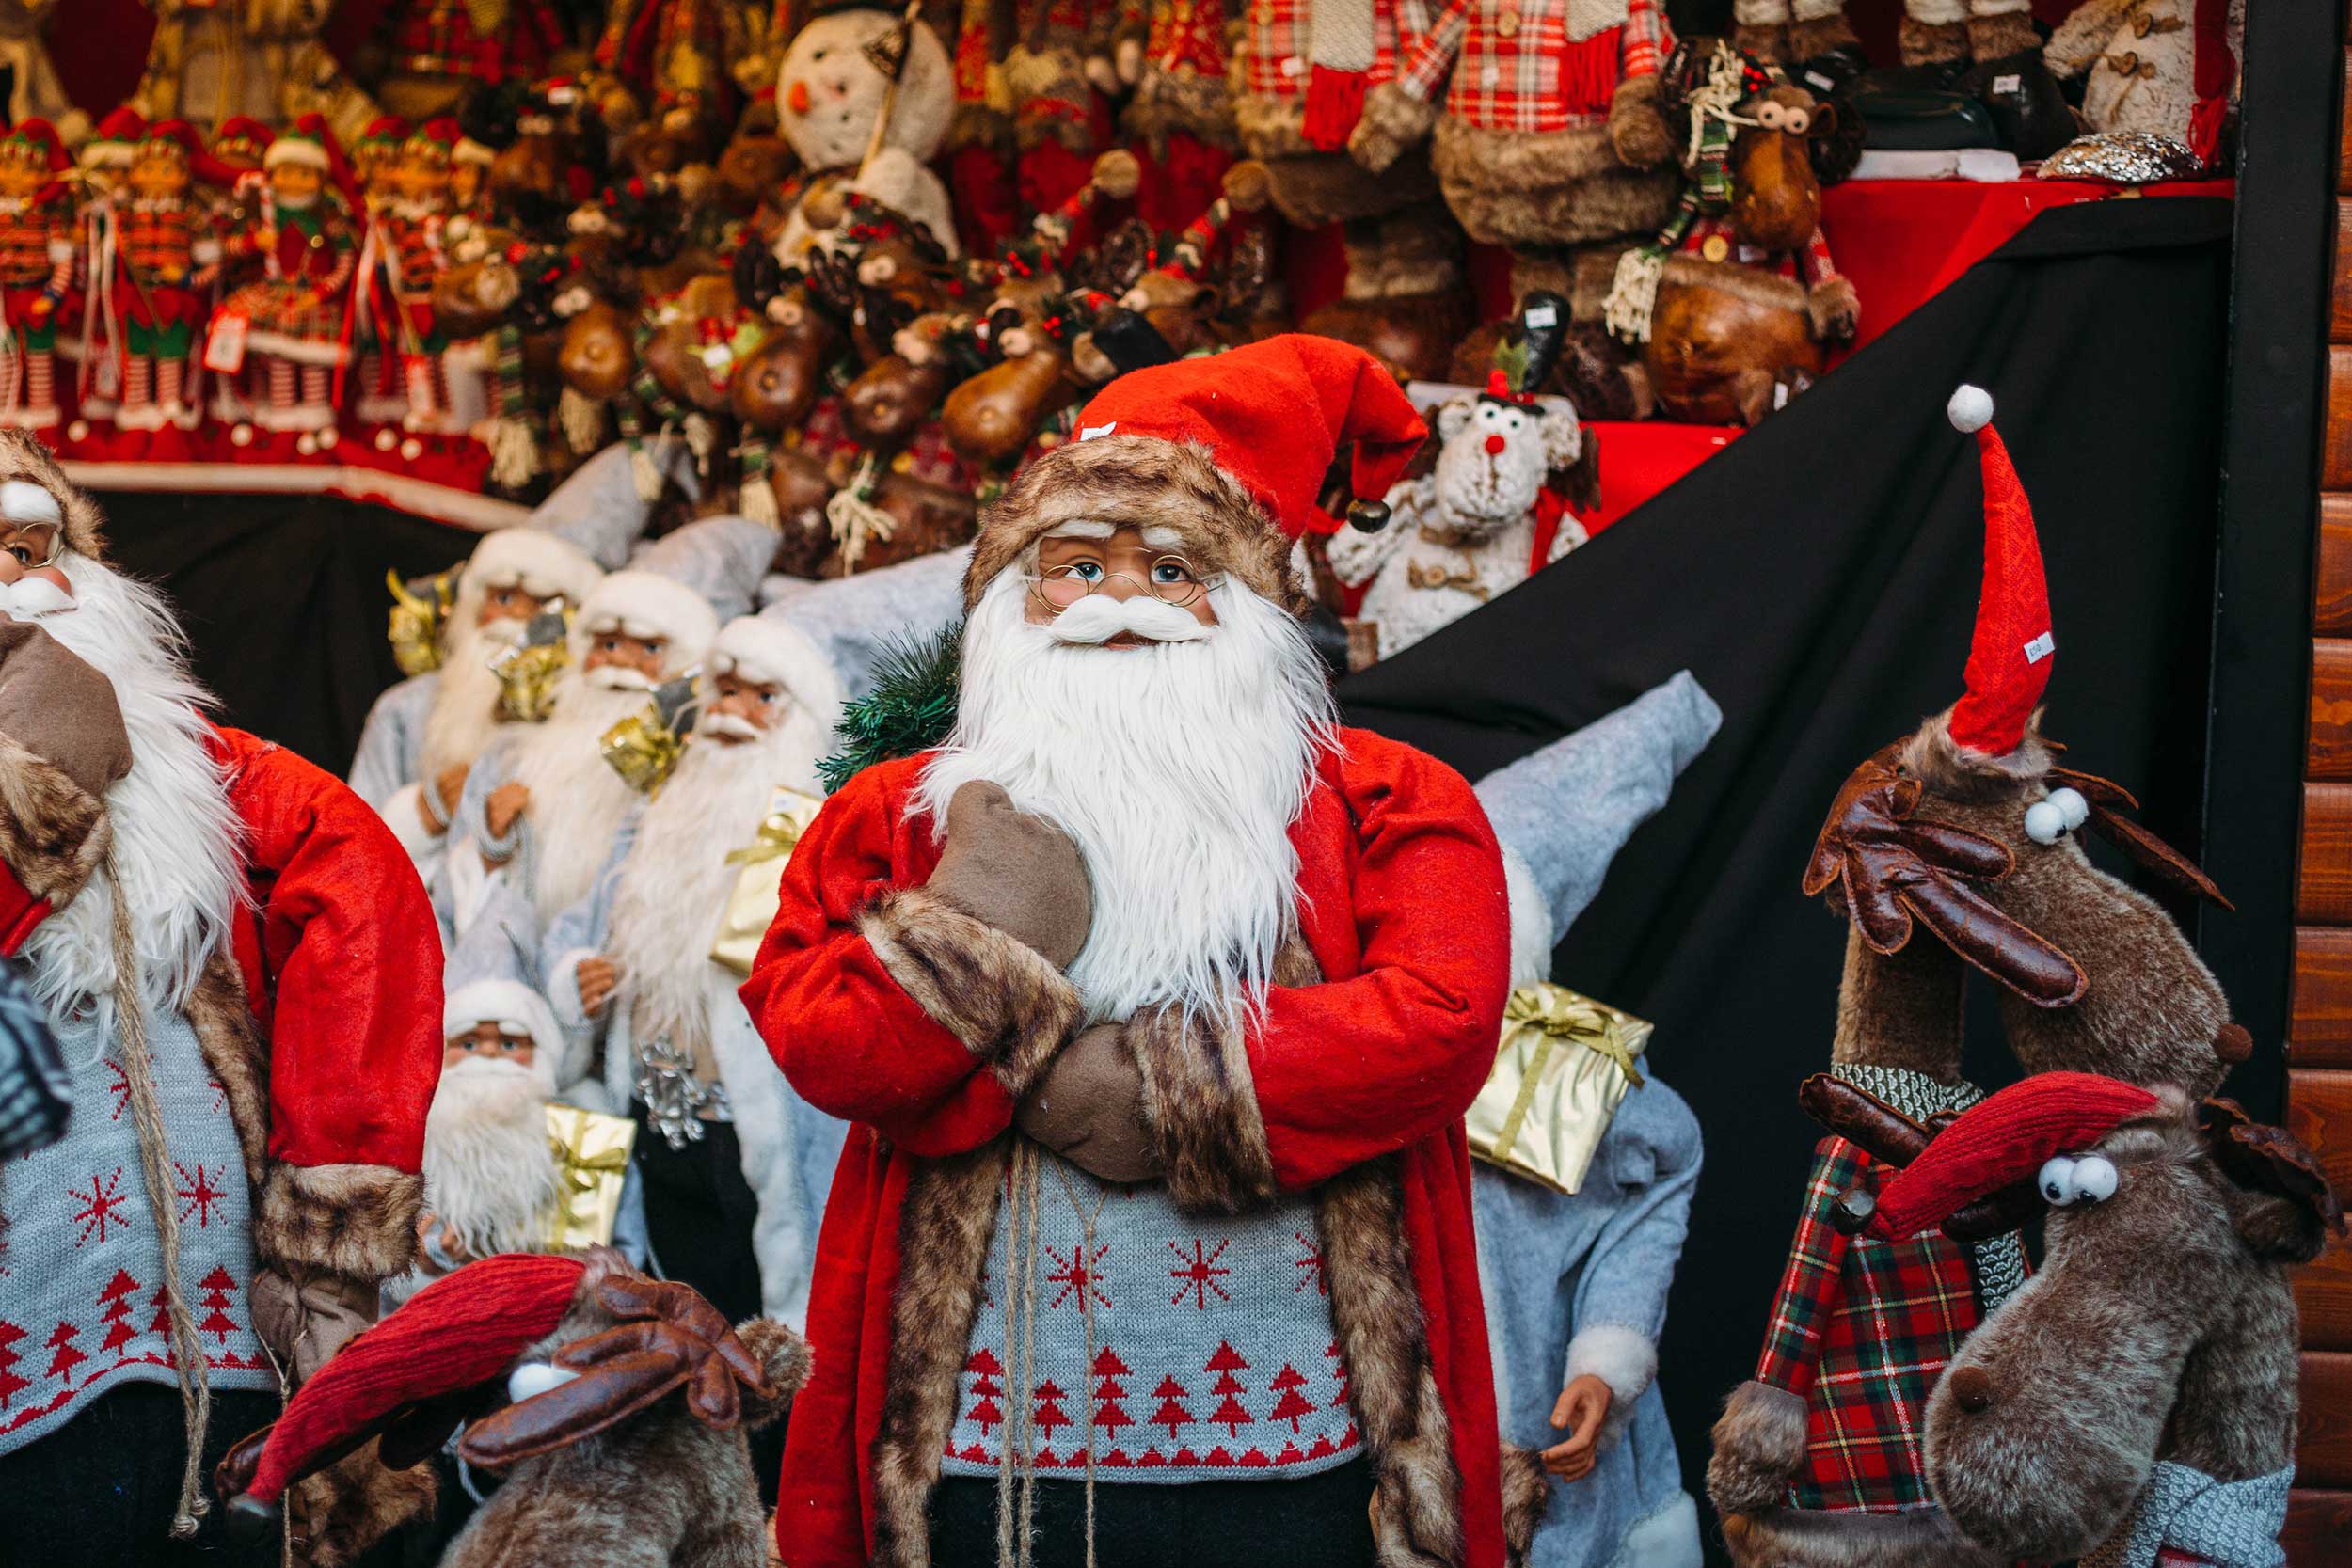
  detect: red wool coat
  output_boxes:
[744,728,1514,1567]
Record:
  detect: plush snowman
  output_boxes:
[773,2,961,265]
[1328,374,1589,662]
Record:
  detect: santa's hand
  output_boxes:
[1014,1022,1159,1185]
[430,763,469,827]
[485,780,530,842]
[1541,1373,1612,1481]
[0,615,132,799]
[249,1266,379,1386]
[576,955,619,1017]
[925,781,1092,970]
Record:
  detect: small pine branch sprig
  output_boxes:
[818,623,963,793]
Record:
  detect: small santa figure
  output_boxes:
[112,119,216,438]
[546,611,847,1329]
[216,114,358,446]
[748,336,1520,1566]
[0,118,73,432]
[0,436,440,1559]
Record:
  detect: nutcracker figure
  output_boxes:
[366,0,570,121]
[216,114,358,444]
[0,119,74,432]
[115,120,215,437]
[65,107,146,429]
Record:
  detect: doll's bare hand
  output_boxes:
[485,780,530,842]
[1542,1373,1612,1480]
[576,955,619,1017]
[433,763,469,822]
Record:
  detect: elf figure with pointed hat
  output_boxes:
[0,119,75,432]
[216,114,358,444]
[111,119,214,441]
[747,335,1519,1567]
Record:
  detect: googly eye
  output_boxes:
[2071,1154,2118,1203]
[1756,102,1787,130]
[2049,786,2090,831]
[2039,1155,2080,1206]
[506,1360,580,1404]
[1783,108,1811,135]
[2025,800,2067,845]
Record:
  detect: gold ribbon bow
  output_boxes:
[492,639,569,724]
[1467,983,1653,1195]
[710,786,825,976]
[601,708,691,797]
[386,568,453,678]
[539,1102,638,1251]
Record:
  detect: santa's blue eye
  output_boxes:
[1068,562,1104,582]
[1152,560,1193,585]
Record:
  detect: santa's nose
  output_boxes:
[1484,434,1506,455]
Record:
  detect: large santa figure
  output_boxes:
[745,337,1522,1567]
[546,611,847,1330]
[0,435,441,1562]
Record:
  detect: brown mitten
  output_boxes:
[1608,76,1676,170]
[0,614,130,797]
[926,781,1092,969]
[250,1267,379,1386]
[1015,1022,1160,1184]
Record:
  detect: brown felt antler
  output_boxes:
[2199,1099,2345,1237]
[454,1276,781,1469]
[2046,767,2233,911]
[1805,747,2087,1007]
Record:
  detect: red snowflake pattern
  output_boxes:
[104,1060,130,1121]
[1291,1231,1327,1296]
[1043,1242,1110,1312]
[1168,1238,1232,1309]
[70,1169,132,1246]
[175,1163,227,1228]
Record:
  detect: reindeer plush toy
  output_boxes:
[1708,385,2249,1568]
[216,1250,807,1568]
[1852,1073,2340,1568]
[1329,299,1595,662]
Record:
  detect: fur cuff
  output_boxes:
[254,1163,425,1281]
[858,885,1086,1098]
[1706,1380,1810,1518]
[1808,275,1861,341]
[547,945,599,1034]
[0,732,109,907]
[1124,1004,1279,1214]
[1349,81,1438,174]
[1608,74,1675,170]
[1721,1502,2005,1568]
[1499,1442,1551,1566]
[1565,1323,1657,1445]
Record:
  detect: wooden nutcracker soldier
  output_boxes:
[216,114,358,446]
[113,120,215,440]
[0,119,74,433]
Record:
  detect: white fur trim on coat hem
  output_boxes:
[1606,1489,1703,1568]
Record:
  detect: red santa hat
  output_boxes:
[212,117,276,161]
[1859,1072,2161,1244]
[0,119,69,177]
[134,119,201,168]
[218,1253,588,1524]
[405,116,464,165]
[356,114,412,165]
[80,106,146,168]
[1943,384,2054,758]
[969,333,1426,612]
[264,113,338,174]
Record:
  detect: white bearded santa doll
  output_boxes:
[445,516,775,943]
[542,612,845,1331]
[745,336,1530,1568]
[0,435,442,1561]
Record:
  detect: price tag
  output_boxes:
[1804,70,1834,92]
[1525,302,1559,328]
[1993,73,2021,94]
[204,310,247,375]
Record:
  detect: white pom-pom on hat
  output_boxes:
[1947,384,1994,434]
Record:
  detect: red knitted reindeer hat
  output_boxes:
[968,334,1426,612]
[218,1253,587,1519]
[1944,384,2054,757]
[1864,1072,2161,1243]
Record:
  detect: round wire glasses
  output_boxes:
[1027,555,1210,611]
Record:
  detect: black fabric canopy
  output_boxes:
[1340,195,2240,1546]
[89,195,2238,1557]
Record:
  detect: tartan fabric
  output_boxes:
[1672,216,1841,287]
[1395,0,1670,130]
[1241,0,1407,100]
[0,202,69,291]
[1754,1136,1984,1513]
[392,0,565,83]
[120,202,197,286]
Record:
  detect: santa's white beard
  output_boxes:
[421,1055,559,1258]
[420,611,525,784]
[916,571,1335,1029]
[609,704,829,1050]
[508,677,654,920]
[15,555,245,1022]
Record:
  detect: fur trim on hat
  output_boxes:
[443,979,564,1094]
[264,137,331,172]
[576,570,720,669]
[0,429,106,561]
[1897,705,2056,801]
[1431,117,1677,245]
[968,435,1296,612]
[469,527,604,609]
[711,615,845,732]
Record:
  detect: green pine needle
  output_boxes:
[818,622,963,793]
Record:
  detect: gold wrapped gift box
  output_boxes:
[540,1101,639,1252]
[709,785,826,977]
[1465,983,1652,1196]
